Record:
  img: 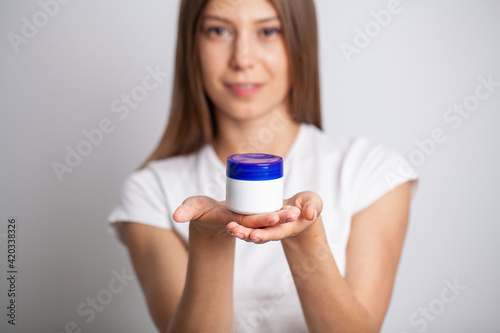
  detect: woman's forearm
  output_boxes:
[281,218,378,333]
[166,224,235,333]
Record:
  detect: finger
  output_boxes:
[172,196,213,222]
[226,222,254,240]
[227,222,289,243]
[289,191,323,219]
[248,223,290,243]
[302,202,317,221]
[276,205,301,223]
[172,204,192,223]
[237,212,279,228]
[213,203,281,228]
[234,205,301,228]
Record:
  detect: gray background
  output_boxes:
[1,0,499,332]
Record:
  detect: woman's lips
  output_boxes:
[225,82,265,97]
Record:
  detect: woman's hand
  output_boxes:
[226,191,323,243]
[173,196,301,237]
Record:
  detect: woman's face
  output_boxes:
[198,0,290,123]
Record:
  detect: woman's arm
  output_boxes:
[123,223,188,331]
[123,219,235,333]
[227,181,413,332]
[123,196,300,333]
[168,223,236,333]
[281,181,412,332]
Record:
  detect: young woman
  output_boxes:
[108,0,419,332]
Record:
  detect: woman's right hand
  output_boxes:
[173,195,301,238]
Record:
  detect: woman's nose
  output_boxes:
[230,31,255,71]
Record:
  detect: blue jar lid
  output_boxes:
[226,153,283,181]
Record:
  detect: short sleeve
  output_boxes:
[345,138,419,215]
[107,167,171,243]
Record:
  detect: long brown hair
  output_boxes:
[140,0,321,168]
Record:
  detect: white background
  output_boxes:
[1,0,499,332]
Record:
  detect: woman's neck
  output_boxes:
[212,109,300,165]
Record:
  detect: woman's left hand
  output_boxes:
[226,191,323,243]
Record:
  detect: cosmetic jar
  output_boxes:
[226,153,284,215]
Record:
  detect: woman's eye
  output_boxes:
[207,27,230,37]
[260,27,281,37]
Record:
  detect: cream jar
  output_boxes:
[226,153,284,215]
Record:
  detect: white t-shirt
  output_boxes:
[107,123,418,332]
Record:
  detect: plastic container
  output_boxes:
[226,153,284,215]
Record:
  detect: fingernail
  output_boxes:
[313,209,318,220]
[285,218,296,223]
[227,230,233,235]
[251,237,261,242]
[235,233,244,239]
[269,219,278,226]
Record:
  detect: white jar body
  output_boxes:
[226,177,284,215]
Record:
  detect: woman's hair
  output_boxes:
[140,0,321,168]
